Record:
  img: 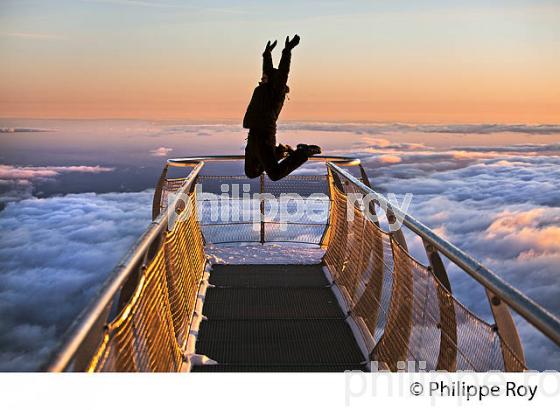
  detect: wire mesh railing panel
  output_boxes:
[87,246,182,372]
[164,224,191,348]
[324,168,527,371]
[197,199,261,225]
[87,190,206,372]
[350,221,394,347]
[262,198,329,224]
[323,185,395,353]
[323,186,348,273]
[265,223,327,244]
[373,241,526,371]
[201,223,261,243]
[164,193,206,349]
[162,174,330,234]
[197,175,261,195]
[264,175,329,197]
[159,178,187,215]
[196,174,331,245]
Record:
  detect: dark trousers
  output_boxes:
[244,128,308,181]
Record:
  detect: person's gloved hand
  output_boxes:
[263,40,277,54]
[285,34,300,50]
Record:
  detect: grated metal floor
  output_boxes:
[192,264,366,372]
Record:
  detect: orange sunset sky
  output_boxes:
[1,0,559,123]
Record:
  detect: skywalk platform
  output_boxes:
[45,156,559,373]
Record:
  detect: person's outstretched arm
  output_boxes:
[277,35,300,88]
[262,40,276,77]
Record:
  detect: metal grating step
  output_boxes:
[195,264,365,372]
[209,264,329,288]
[195,319,364,364]
[202,287,343,320]
[192,364,367,372]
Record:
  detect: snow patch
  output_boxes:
[205,243,325,265]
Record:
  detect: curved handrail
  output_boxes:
[48,155,559,372]
[328,162,560,347]
[167,154,361,167]
[48,156,364,371]
[152,154,363,219]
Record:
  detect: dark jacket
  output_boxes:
[243,48,291,130]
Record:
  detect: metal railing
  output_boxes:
[47,155,362,371]
[327,162,560,359]
[46,163,205,371]
[44,155,560,371]
[153,155,368,245]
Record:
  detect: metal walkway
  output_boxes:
[45,156,560,372]
[193,264,366,372]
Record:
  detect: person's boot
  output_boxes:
[275,143,294,159]
[297,144,322,156]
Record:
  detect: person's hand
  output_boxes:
[264,40,277,53]
[285,34,300,50]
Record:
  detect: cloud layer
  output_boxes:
[352,141,560,370]
[0,128,52,133]
[0,190,152,371]
[126,121,560,138]
[0,121,559,371]
[278,123,560,136]
[0,165,114,181]
[0,165,114,204]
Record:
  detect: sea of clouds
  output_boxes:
[0,122,559,370]
[0,190,152,370]
[350,138,560,370]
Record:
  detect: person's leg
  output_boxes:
[266,149,310,181]
[257,142,310,181]
[244,139,264,179]
[251,128,315,181]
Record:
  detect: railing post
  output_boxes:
[387,213,408,251]
[259,173,265,244]
[486,290,526,370]
[423,240,457,371]
[319,167,334,247]
[357,164,380,228]
[358,164,372,187]
[152,165,169,220]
